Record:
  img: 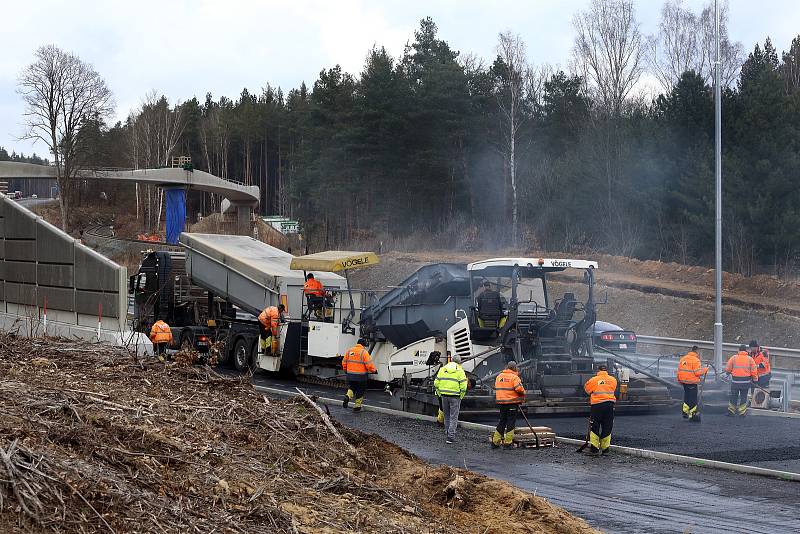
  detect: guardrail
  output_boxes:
[637,335,800,362]
[603,341,800,412]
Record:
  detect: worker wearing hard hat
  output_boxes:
[677,346,708,422]
[434,353,468,444]
[258,304,285,355]
[725,344,758,417]
[492,361,526,449]
[149,318,173,362]
[342,338,377,412]
[749,340,771,391]
[584,365,618,455]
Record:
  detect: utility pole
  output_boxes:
[713,0,723,370]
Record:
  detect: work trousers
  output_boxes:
[346,380,367,408]
[682,384,699,419]
[589,401,615,453]
[440,395,461,441]
[496,404,518,435]
[154,343,168,356]
[729,382,751,416]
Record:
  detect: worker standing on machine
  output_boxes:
[725,344,758,417]
[677,346,708,422]
[584,364,617,455]
[149,318,173,361]
[303,273,326,320]
[258,304,285,355]
[434,353,467,444]
[491,361,526,449]
[342,338,376,412]
[749,340,771,391]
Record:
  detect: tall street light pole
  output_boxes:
[714,0,723,370]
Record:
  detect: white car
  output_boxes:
[31,194,38,199]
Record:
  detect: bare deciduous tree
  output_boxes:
[18,45,113,232]
[647,0,744,91]
[496,31,530,246]
[698,1,745,87]
[572,0,642,116]
[646,0,700,92]
[127,92,186,233]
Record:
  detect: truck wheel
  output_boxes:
[233,337,252,372]
[216,339,232,367]
[180,334,193,351]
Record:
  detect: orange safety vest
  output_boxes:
[752,350,771,377]
[725,351,757,383]
[495,369,525,404]
[303,278,325,297]
[149,320,173,344]
[258,306,281,336]
[342,344,376,381]
[677,351,707,384]
[584,370,617,404]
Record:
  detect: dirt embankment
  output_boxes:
[350,251,800,349]
[0,334,596,534]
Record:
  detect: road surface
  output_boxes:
[255,376,800,533]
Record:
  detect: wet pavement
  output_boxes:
[255,376,800,533]
[254,376,800,471]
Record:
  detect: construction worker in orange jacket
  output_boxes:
[749,340,772,390]
[149,318,173,361]
[677,345,708,422]
[492,361,526,449]
[341,338,376,411]
[584,365,618,455]
[725,344,757,416]
[258,304,285,354]
[303,273,326,320]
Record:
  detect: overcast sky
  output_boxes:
[2,0,798,156]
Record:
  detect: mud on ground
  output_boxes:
[0,333,596,534]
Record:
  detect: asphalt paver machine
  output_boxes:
[360,258,674,416]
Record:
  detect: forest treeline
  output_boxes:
[19,1,800,275]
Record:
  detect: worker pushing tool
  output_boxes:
[583,364,617,455]
[149,318,173,361]
[676,345,708,422]
[258,304,285,355]
[341,338,376,412]
[491,361,526,449]
[434,353,467,444]
[725,344,758,417]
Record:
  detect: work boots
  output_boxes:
[490,431,502,449]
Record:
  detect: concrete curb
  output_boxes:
[749,408,800,419]
[255,384,800,483]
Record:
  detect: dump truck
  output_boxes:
[129,233,377,374]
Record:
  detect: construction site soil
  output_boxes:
[0,333,596,534]
[262,385,800,534]
[349,251,800,350]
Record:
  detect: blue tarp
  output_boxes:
[165,188,186,244]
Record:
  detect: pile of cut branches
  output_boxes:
[0,333,596,533]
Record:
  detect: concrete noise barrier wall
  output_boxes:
[0,195,127,337]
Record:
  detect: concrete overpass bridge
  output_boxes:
[0,162,260,228]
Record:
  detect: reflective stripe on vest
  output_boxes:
[345,349,368,374]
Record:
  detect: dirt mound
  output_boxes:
[0,334,596,534]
